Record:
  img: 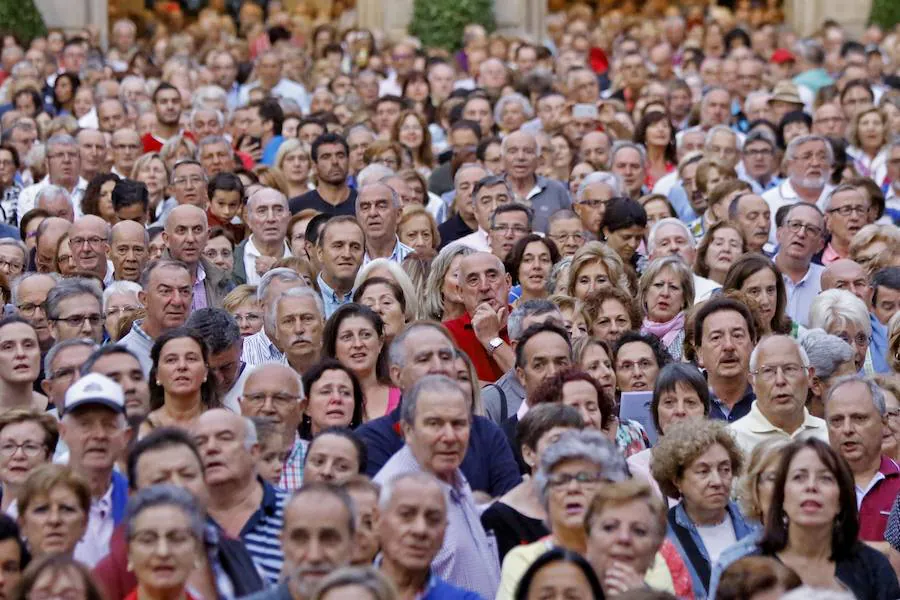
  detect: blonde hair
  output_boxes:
[274,138,312,172]
[18,464,91,517]
[651,419,743,500]
[397,205,440,251]
[738,438,791,522]
[639,255,696,315]
[252,165,290,196]
[223,284,259,314]
[584,478,667,541]
[567,241,630,298]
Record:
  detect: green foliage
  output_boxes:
[409,0,495,52]
[869,0,900,30]
[0,0,47,44]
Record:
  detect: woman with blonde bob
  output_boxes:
[567,241,631,301]
[274,138,314,199]
[639,256,695,361]
[808,289,874,373]
[397,204,440,256]
[423,243,474,321]
[354,258,419,324]
[17,464,90,559]
[849,224,900,276]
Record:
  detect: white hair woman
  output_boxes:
[808,289,873,373]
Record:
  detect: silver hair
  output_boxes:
[266,286,324,330]
[608,140,647,169]
[125,484,205,541]
[508,300,562,340]
[102,280,143,312]
[824,373,886,416]
[785,134,834,164]
[10,272,61,306]
[500,131,543,158]
[387,322,456,369]
[197,134,231,152]
[46,133,78,151]
[354,258,418,322]
[357,164,396,187]
[244,363,305,401]
[548,256,573,294]
[377,471,447,513]
[243,416,259,449]
[705,124,742,150]
[358,181,401,210]
[423,243,475,321]
[347,124,376,139]
[192,85,228,109]
[647,217,696,254]
[191,108,225,130]
[36,184,71,208]
[675,125,706,150]
[749,334,812,372]
[453,162,488,188]
[799,329,856,382]
[809,289,872,337]
[43,338,99,380]
[0,238,27,262]
[257,267,304,304]
[246,186,288,213]
[45,277,103,320]
[400,374,468,426]
[820,183,865,213]
[534,430,629,512]
[577,171,622,201]
[494,93,534,125]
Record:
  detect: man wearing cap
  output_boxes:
[768,81,806,126]
[769,49,796,83]
[58,373,130,568]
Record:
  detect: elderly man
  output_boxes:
[762,135,836,243]
[357,182,413,264]
[315,215,365,317]
[729,335,829,456]
[694,297,759,422]
[242,484,353,600]
[59,373,130,567]
[812,103,847,137]
[76,129,108,183]
[704,125,741,170]
[444,251,514,382]
[186,309,247,412]
[740,132,780,195]
[488,204,533,261]
[241,268,306,367]
[547,209,587,257]
[97,99,127,134]
[12,272,59,354]
[239,363,307,490]
[457,175,513,253]
[16,134,87,222]
[36,185,75,221]
[773,203,826,327]
[81,344,151,419]
[46,278,104,344]
[170,160,209,213]
[40,338,97,427]
[648,218,721,301]
[821,184,870,264]
[232,187,292,285]
[69,215,113,284]
[109,220,148,282]
[375,375,501,598]
[377,472,484,599]
[271,287,324,377]
[729,193,772,254]
[575,172,620,237]
[699,87,732,130]
[120,259,193,374]
[164,204,233,309]
[191,107,226,141]
[194,410,286,584]
[110,128,141,177]
[0,239,26,279]
[34,216,70,273]
[609,141,647,200]
[198,136,236,179]
[238,51,309,112]
[579,131,612,172]
[501,131,570,232]
[439,163,487,249]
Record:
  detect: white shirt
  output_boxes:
[239,79,310,114]
[696,513,737,563]
[457,228,491,252]
[761,179,834,245]
[16,176,88,224]
[652,170,679,196]
[73,482,114,567]
[693,274,721,303]
[243,236,292,285]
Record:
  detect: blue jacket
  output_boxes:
[355,404,521,497]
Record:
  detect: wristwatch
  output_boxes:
[488,337,504,354]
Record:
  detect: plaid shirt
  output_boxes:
[279,435,308,491]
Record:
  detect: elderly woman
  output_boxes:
[850,224,900,276]
[397,205,440,257]
[628,363,710,501]
[274,138,313,199]
[639,256,695,361]
[495,93,533,136]
[549,295,589,342]
[809,289,876,373]
[875,375,900,462]
[495,430,629,600]
[352,276,410,340]
[651,419,754,598]
[583,287,642,347]
[103,281,143,342]
[799,329,859,418]
[300,360,365,440]
[0,410,57,517]
[17,464,90,559]
[723,253,795,336]
[354,260,419,328]
[124,485,205,600]
[694,221,746,285]
[568,241,631,301]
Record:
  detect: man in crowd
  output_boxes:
[773,203,826,327]
[141,83,184,153]
[609,141,647,200]
[358,182,413,263]
[35,186,74,221]
[110,128,142,177]
[241,268,306,367]
[648,218,721,301]
[574,172,620,237]
[81,344,151,420]
[76,129,107,182]
[233,187,292,285]
[501,131,569,232]
[458,175,513,252]
[109,220,148,282]
[547,209,587,257]
[487,203,532,261]
[290,134,355,214]
[821,184,870,264]
[69,215,113,284]
[740,131,781,194]
[872,267,900,325]
[271,287,324,377]
[17,134,87,221]
[40,338,98,458]
[729,193,772,254]
[315,215,365,317]
[45,277,103,344]
[186,308,247,412]
[579,131,612,172]
[440,164,487,249]
[12,272,59,355]
[163,204,232,309]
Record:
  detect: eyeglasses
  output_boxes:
[173,176,205,187]
[0,441,46,457]
[827,204,869,217]
[51,314,103,327]
[242,392,301,409]
[744,148,773,158]
[784,220,822,237]
[49,366,80,380]
[616,359,655,372]
[886,408,900,421]
[547,471,607,488]
[837,332,870,347]
[0,259,24,271]
[550,232,585,243]
[750,363,807,381]
[16,302,46,316]
[70,236,106,247]
[577,199,608,209]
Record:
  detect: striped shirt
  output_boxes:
[241,329,286,368]
[237,479,287,585]
[279,435,308,491]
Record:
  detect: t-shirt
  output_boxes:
[288,188,357,216]
[696,513,737,563]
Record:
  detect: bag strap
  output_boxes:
[667,506,712,592]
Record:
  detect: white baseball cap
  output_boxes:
[63,373,126,416]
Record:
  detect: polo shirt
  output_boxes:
[856,456,900,542]
[443,312,510,382]
[728,401,828,458]
[288,188,357,216]
[456,228,491,252]
[708,385,755,423]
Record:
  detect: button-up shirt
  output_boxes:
[855,456,900,542]
[317,273,354,318]
[708,385,756,422]
[243,236,292,285]
[191,263,210,312]
[779,260,825,327]
[729,401,829,458]
[240,328,286,368]
[363,236,415,265]
[74,483,114,567]
[374,446,501,599]
[279,435,308,492]
[16,175,88,224]
[761,179,834,245]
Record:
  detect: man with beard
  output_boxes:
[762,135,835,244]
[289,133,356,216]
[315,216,364,317]
[821,184,870,264]
[501,131,569,232]
[141,83,184,153]
[69,215,113,284]
[357,182,413,264]
[163,204,233,309]
[729,193,772,254]
[110,220,149,282]
[773,203,826,327]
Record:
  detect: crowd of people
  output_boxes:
[0,2,899,600]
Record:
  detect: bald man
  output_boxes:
[234,187,292,285]
[110,220,149,282]
[163,204,234,309]
[68,215,113,283]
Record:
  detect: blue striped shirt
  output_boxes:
[241,329,286,368]
[237,479,287,585]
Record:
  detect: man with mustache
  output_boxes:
[358,182,412,264]
[163,204,233,310]
[272,287,324,377]
[729,193,772,254]
[773,203,826,327]
[193,410,287,585]
[375,375,501,599]
[58,373,129,567]
[821,184,871,264]
[762,135,835,244]
[241,268,307,368]
[457,174,510,253]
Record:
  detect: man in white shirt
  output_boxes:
[647,218,721,302]
[240,188,292,285]
[17,134,87,223]
[458,175,513,252]
[239,51,309,113]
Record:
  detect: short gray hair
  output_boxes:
[125,484,205,541]
[10,272,61,306]
[197,134,231,153]
[185,308,242,354]
[191,107,225,129]
[378,471,446,513]
[357,164,395,187]
[36,185,71,207]
[705,125,741,150]
[821,183,865,213]
[494,93,534,124]
[242,416,258,449]
[534,430,629,512]
[799,329,856,382]
[266,286,324,330]
[808,289,872,337]
[358,181,400,211]
[577,171,621,201]
[647,217,696,254]
[608,140,647,169]
[0,238,27,262]
[45,277,103,320]
[785,134,834,165]
[44,338,99,380]
[825,373,886,416]
[102,280,143,311]
[508,300,561,340]
[400,374,468,426]
[46,133,78,152]
[257,267,305,304]
[387,322,455,369]
[453,163,488,188]
[749,334,811,372]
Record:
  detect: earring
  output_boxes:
[127,560,133,572]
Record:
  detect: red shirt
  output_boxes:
[443,311,510,383]
[858,456,900,541]
[141,130,196,154]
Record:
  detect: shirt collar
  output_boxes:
[745,402,818,434]
[317,273,353,301]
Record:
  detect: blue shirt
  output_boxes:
[780,260,825,327]
[228,479,287,585]
[871,314,890,374]
[666,182,700,223]
[317,273,354,318]
[261,135,284,166]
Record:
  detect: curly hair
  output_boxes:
[582,286,642,333]
[568,241,631,298]
[650,419,744,500]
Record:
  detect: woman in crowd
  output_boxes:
[353,276,409,340]
[81,173,121,223]
[323,304,396,421]
[311,567,397,600]
[639,256,695,361]
[507,234,560,307]
[552,135,577,184]
[222,284,263,337]
[142,328,219,434]
[54,235,76,277]
[849,224,900,276]
[723,254,795,336]
[275,138,313,199]
[613,331,673,396]
[639,194,678,229]
[0,318,47,411]
[799,330,859,418]
[495,93,533,136]
[573,337,616,403]
[530,369,616,442]
[52,73,80,116]
[809,289,873,372]
[103,283,143,343]
[754,438,899,598]
[634,111,677,189]
[848,106,889,186]
[496,430,629,600]
[423,243,473,321]
[549,295,589,342]
[364,140,404,172]
[513,548,605,600]
[14,554,105,600]
[302,427,367,485]
[600,198,648,273]
[204,228,235,273]
[397,205,440,256]
[160,134,197,171]
[287,209,320,260]
[583,287,642,347]
[627,363,710,501]
[354,260,419,329]
[651,419,753,598]
[124,485,205,600]
[693,221,746,285]
[455,351,485,417]
[568,241,631,301]
[567,161,593,198]
[392,111,434,177]
[17,464,89,559]
[715,557,802,600]
[875,375,900,462]
[300,359,365,440]
[131,154,169,220]
[0,410,57,517]
[481,404,584,560]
